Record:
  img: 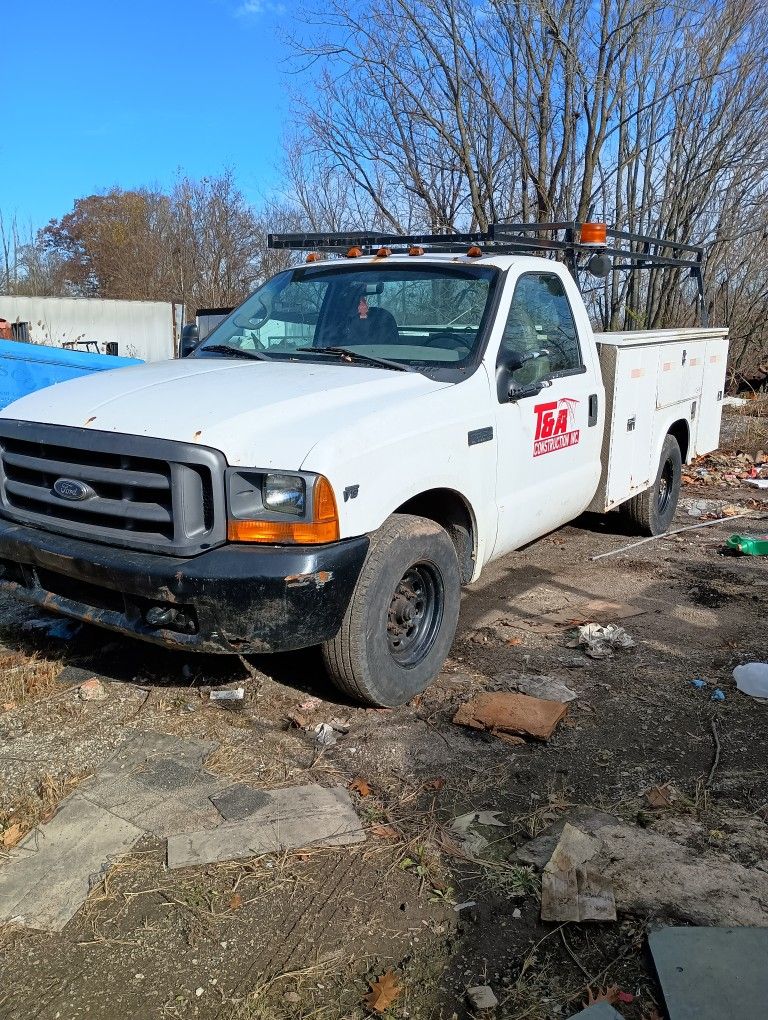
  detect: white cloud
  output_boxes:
[236,0,285,15]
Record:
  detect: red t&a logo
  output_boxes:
[533,398,580,456]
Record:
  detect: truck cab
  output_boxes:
[0,225,727,706]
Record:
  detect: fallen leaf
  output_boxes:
[1,701,15,713]
[364,970,402,1013]
[586,984,621,1006]
[424,777,445,790]
[285,711,309,729]
[370,823,400,840]
[229,892,243,910]
[2,823,23,848]
[349,777,372,797]
[506,636,524,646]
[645,783,675,808]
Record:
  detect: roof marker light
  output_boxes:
[375,247,392,258]
[346,246,364,258]
[408,245,425,256]
[467,245,483,257]
[306,252,322,263]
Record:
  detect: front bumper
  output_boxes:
[0,519,369,653]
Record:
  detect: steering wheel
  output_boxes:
[420,331,474,353]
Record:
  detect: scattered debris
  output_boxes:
[725,533,768,554]
[745,478,768,489]
[1,822,23,848]
[209,687,244,701]
[450,810,506,856]
[711,688,726,702]
[298,696,322,711]
[650,926,768,1020]
[689,678,707,689]
[314,722,338,747]
[453,900,477,912]
[567,623,635,659]
[466,985,498,1011]
[497,673,578,703]
[453,691,568,742]
[78,678,106,701]
[733,662,768,701]
[364,970,402,1013]
[519,809,768,926]
[540,821,616,922]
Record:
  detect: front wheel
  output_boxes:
[620,433,682,536]
[322,513,461,707]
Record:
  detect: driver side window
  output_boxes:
[499,273,582,384]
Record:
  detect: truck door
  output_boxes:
[491,270,603,556]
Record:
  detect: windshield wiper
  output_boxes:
[295,346,411,372]
[200,344,270,362]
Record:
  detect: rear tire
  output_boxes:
[621,433,682,536]
[322,513,461,707]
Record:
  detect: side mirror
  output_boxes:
[495,349,550,402]
[180,324,200,358]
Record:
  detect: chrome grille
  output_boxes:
[0,421,227,555]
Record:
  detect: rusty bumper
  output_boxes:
[0,519,369,653]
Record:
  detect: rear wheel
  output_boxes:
[621,433,682,536]
[322,513,461,707]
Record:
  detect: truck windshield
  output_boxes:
[195,263,498,372]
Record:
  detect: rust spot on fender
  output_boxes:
[284,570,333,589]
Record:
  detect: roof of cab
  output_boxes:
[300,252,562,272]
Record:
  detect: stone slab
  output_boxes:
[210,784,272,821]
[649,926,768,1020]
[0,795,143,931]
[167,784,366,869]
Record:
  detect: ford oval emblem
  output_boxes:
[53,478,95,502]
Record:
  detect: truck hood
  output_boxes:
[0,357,451,467]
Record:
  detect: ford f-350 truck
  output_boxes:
[0,224,728,706]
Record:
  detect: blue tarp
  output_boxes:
[0,339,142,409]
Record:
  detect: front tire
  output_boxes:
[322,513,461,707]
[621,433,682,536]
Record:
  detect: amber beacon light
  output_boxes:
[580,222,607,246]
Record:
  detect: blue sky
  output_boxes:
[1,0,292,234]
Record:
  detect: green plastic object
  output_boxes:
[726,533,768,555]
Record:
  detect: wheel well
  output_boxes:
[668,419,690,461]
[394,489,475,583]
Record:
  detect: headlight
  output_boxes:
[262,473,305,516]
[225,468,339,545]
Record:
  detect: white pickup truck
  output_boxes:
[0,224,728,705]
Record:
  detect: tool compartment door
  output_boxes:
[694,336,728,455]
[605,344,659,507]
[657,342,705,408]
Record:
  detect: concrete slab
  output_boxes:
[568,1005,623,1019]
[82,766,228,838]
[209,785,271,821]
[97,731,217,780]
[0,795,143,931]
[167,784,366,869]
[649,926,768,1020]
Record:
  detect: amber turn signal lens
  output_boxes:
[466,245,482,257]
[408,245,424,256]
[227,475,340,545]
[306,252,322,263]
[346,246,364,258]
[375,247,392,257]
[580,222,607,245]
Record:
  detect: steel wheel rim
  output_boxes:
[658,457,674,514]
[386,562,444,668]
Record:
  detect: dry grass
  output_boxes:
[0,767,90,849]
[0,649,60,710]
[203,740,292,788]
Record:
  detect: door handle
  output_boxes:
[588,393,598,426]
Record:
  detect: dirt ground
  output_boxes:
[1,406,767,1020]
